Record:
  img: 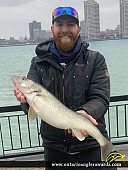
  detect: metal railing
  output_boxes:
[0,95,128,159]
[0,106,43,159]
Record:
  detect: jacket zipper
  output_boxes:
[61,67,71,154]
[60,45,85,149]
[63,73,67,141]
[62,74,65,103]
[60,66,68,142]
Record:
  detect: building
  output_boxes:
[80,20,85,40]
[33,30,52,42]
[100,26,120,40]
[84,0,100,40]
[120,0,128,38]
[29,21,41,40]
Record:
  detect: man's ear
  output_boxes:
[78,26,81,36]
[51,25,54,33]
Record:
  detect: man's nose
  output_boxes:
[61,24,69,32]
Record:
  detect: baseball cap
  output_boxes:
[52,7,79,25]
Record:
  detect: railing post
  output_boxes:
[0,123,5,156]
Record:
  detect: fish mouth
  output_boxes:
[11,75,27,86]
[11,75,27,90]
[11,75,21,86]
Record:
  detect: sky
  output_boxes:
[0,0,120,39]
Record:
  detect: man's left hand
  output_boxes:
[67,110,98,138]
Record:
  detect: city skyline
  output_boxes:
[0,0,120,39]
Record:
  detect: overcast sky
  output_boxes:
[0,0,120,39]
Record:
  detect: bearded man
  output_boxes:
[14,7,116,170]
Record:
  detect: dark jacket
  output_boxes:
[21,38,110,153]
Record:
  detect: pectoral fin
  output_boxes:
[28,106,37,120]
[72,129,85,141]
[28,101,40,120]
[31,102,40,113]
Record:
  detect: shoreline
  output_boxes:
[0,43,37,47]
[1,38,128,48]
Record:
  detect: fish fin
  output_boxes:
[72,129,85,141]
[28,106,37,120]
[100,137,113,161]
[31,102,40,113]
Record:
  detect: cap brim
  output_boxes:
[52,14,79,25]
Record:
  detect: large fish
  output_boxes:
[11,75,113,161]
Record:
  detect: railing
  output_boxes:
[0,95,128,159]
[107,95,128,142]
[0,106,43,159]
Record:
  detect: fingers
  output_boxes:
[67,110,98,139]
[67,128,72,134]
[81,130,89,137]
[14,87,27,103]
[67,129,76,137]
[67,129,89,138]
[77,110,98,126]
[89,116,98,126]
[20,95,27,103]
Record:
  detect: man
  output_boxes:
[14,7,116,170]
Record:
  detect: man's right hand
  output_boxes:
[14,87,27,103]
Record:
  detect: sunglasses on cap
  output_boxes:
[52,7,79,24]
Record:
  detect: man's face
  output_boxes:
[51,16,81,55]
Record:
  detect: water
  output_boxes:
[0,45,36,107]
[0,39,128,107]
[0,39,128,154]
[89,39,128,97]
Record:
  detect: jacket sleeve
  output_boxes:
[78,52,110,120]
[21,57,41,114]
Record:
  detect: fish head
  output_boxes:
[11,75,42,95]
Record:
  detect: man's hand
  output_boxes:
[14,87,27,103]
[68,110,98,138]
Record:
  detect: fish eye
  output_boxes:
[21,76,27,80]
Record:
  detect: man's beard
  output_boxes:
[53,33,78,55]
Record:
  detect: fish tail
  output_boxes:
[100,138,113,161]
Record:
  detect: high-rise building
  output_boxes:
[120,0,128,38]
[29,21,41,40]
[80,20,85,40]
[84,0,100,40]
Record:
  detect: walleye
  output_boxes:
[11,75,113,161]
